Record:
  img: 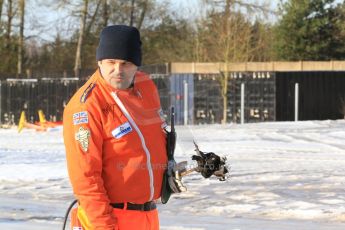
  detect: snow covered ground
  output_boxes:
[1,120,345,229]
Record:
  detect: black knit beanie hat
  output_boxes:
[96,25,142,66]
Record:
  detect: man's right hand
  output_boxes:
[167,160,187,193]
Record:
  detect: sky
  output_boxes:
[21,0,345,42]
[23,0,282,42]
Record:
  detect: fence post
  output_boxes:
[184,80,188,125]
[295,83,299,121]
[241,82,245,124]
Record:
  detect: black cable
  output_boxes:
[62,199,78,230]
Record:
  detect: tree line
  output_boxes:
[0,0,345,78]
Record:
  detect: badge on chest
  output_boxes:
[111,122,133,139]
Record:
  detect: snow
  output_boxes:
[1,120,345,229]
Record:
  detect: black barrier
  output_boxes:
[194,74,223,124]
[0,78,79,125]
[1,71,344,126]
[227,72,276,123]
[276,71,345,121]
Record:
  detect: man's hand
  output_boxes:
[167,160,187,193]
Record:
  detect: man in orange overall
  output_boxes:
[63,25,168,230]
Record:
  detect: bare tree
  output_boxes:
[5,0,14,47]
[199,0,271,123]
[17,0,25,76]
[43,0,103,76]
[129,0,135,26]
[0,0,4,22]
[136,0,148,30]
[102,0,108,28]
[74,0,88,78]
[85,0,102,36]
[107,0,152,29]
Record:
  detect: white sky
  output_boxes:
[22,0,282,42]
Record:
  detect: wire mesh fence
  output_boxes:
[0,78,80,126]
[0,71,277,126]
[1,69,344,126]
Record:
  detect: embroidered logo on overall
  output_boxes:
[73,111,88,125]
[112,122,132,139]
[75,127,90,152]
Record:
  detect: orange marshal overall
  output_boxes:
[63,70,167,230]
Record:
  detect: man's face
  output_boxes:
[98,59,138,90]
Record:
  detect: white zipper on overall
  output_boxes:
[111,91,154,201]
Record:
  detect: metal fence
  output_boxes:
[0,78,80,125]
[1,70,344,126]
[0,73,275,125]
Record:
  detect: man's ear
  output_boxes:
[97,61,102,68]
